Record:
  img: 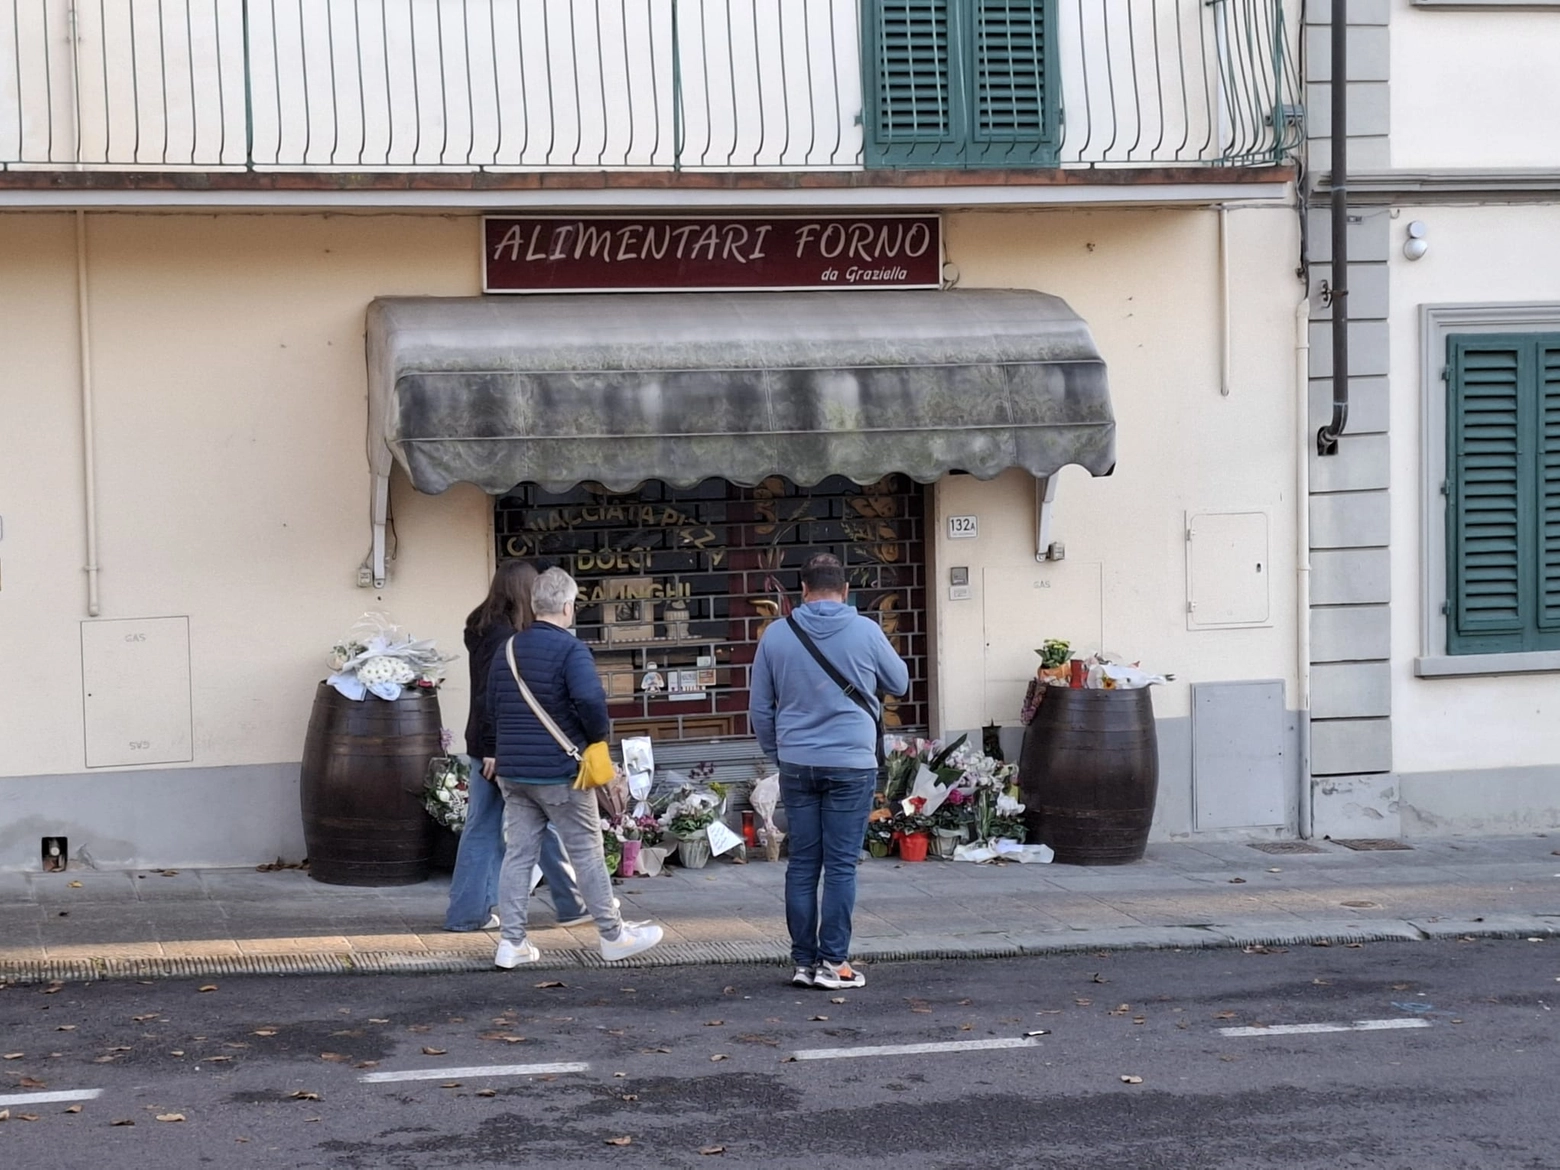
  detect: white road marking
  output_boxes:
[1219,1018,1432,1038]
[359,1062,589,1084]
[791,1037,1043,1062]
[0,1088,104,1106]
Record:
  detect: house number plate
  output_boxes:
[947,515,978,539]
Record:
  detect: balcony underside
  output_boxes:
[0,163,1296,210]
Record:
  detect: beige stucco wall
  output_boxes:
[1388,202,1560,777]
[0,202,1302,862]
[1391,1,1560,171]
[934,206,1303,733]
[0,212,493,782]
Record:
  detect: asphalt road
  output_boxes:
[2,939,1557,1169]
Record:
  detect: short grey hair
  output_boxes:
[531,567,579,617]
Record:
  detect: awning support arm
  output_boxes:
[1035,475,1065,562]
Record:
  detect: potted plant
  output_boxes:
[929,790,972,859]
[891,798,932,862]
[863,815,895,859]
[661,790,720,869]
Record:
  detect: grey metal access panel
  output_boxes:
[1191,680,1287,830]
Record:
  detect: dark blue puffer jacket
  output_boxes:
[483,620,610,782]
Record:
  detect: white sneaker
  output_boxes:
[600,922,664,962]
[494,939,540,969]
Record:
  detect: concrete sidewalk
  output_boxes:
[3,835,1558,982]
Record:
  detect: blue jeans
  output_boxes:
[444,758,586,930]
[779,763,877,966]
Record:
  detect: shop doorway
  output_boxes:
[494,475,928,750]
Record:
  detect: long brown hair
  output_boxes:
[465,559,538,636]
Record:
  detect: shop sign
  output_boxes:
[483,214,942,294]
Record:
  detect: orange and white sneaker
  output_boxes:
[813,960,866,989]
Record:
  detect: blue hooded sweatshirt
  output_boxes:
[747,600,910,770]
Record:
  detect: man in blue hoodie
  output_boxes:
[749,552,909,991]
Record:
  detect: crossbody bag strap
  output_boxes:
[504,636,583,762]
[785,615,879,720]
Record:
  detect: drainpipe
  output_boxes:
[76,210,102,617]
[1295,297,1313,838]
[1317,0,1348,456]
[1218,206,1231,398]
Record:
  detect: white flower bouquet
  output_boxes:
[423,754,471,833]
[325,612,455,701]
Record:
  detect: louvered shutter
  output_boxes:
[864,0,1058,168]
[1539,342,1560,631]
[968,0,1056,162]
[1447,339,1528,650]
[868,1,963,165]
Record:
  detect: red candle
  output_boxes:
[741,810,758,848]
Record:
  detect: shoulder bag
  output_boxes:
[504,637,616,790]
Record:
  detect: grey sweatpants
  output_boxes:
[495,778,622,946]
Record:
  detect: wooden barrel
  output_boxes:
[300,682,440,886]
[1020,687,1159,865]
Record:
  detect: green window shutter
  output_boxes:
[1539,342,1560,631]
[863,0,1058,168]
[865,1,965,166]
[1447,338,1528,652]
[967,0,1058,163]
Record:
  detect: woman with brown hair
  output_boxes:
[443,559,591,932]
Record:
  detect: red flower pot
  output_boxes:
[898,831,930,862]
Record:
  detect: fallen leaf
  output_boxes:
[809,1015,829,1022]
[605,1136,633,1146]
[621,1093,639,1101]
[1133,1017,1146,1025]
[1312,978,1331,986]
[131,1014,159,1022]
[1390,983,1411,991]
[110,1118,135,1126]
[224,1043,250,1050]
[406,1025,432,1034]
[1312,939,1332,947]
[1176,1020,1189,1030]
[368,1018,390,1024]
[1345,942,1364,949]
[478,1032,527,1044]
[44,983,64,994]
[476,1089,497,1098]
[64,1105,82,1114]
[204,1056,233,1064]
[319,1052,349,1063]
[1214,1011,1238,1020]
[3,1053,24,1060]
[18,1077,46,1089]
[710,1054,729,1061]
[705,1020,724,1027]
[17,1114,40,1122]
[197,985,218,993]
[700,1146,727,1156]
[1074,998,1093,1007]
[829,997,846,1005]
[287,1091,320,1101]
[354,1062,378,1070]
[441,1082,462,1089]
[253,1029,278,1037]
[421,1047,447,1056]
[1120,1075,1143,1085]
[1266,867,1281,873]
[169,1050,185,1057]
[68,881,83,888]
[534,981,567,989]
[56,1025,77,1032]
[92,1055,118,1064]
[156,1113,186,1123]
[1228,877,1247,884]
[0,1110,8,1121]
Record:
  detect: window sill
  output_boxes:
[1415,650,1560,678]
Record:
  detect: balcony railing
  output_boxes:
[1,1,1299,173]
